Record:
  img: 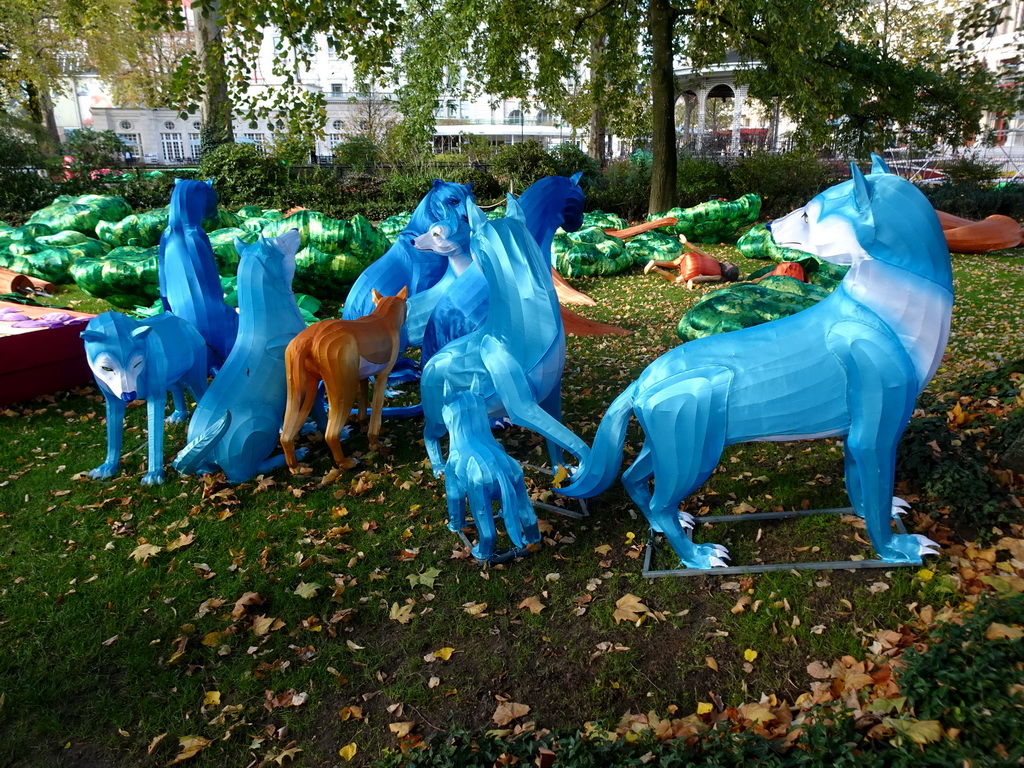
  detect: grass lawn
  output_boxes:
[1,244,1023,767]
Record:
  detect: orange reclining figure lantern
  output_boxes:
[280,287,408,471]
[644,237,739,289]
[763,261,807,282]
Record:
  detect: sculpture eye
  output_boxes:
[101,366,113,372]
[134,360,143,368]
[802,211,809,223]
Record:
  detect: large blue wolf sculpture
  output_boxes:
[559,156,951,569]
[81,311,208,485]
[173,231,320,483]
[159,178,238,372]
[421,196,590,476]
[421,173,586,364]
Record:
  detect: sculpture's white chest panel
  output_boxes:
[844,259,953,387]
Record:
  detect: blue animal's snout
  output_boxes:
[120,391,137,402]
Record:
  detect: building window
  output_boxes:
[193,121,201,131]
[119,120,133,130]
[242,133,267,152]
[188,133,201,160]
[325,134,345,149]
[506,109,524,125]
[160,132,184,162]
[447,101,458,117]
[117,133,141,153]
[163,121,176,131]
[331,82,347,95]
[332,119,344,131]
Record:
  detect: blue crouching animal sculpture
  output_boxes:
[174,231,321,483]
[81,311,208,485]
[421,195,590,476]
[559,155,950,569]
[421,173,586,365]
[159,178,238,372]
[442,386,538,561]
[342,179,475,330]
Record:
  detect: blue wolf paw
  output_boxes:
[877,533,940,564]
[89,462,119,480]
[891,497,911,518]
[166,410,188,425]
[679,543,730,570]
[141,469,166,486]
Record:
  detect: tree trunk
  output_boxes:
[589,33,608,165]
[589,107,607,165]
[648,0,677,214]
[192,0,234,154]
[23,82,61,148]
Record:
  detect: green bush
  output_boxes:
[899,592,1024,759]
[676,156,734,207]
[549,142,601,189]
[585,159,651,220]
[61,129,127,181]
[279,167,350,217]
[730,151,839,219]
[198,143,287,208]
[490,140,557,193]
[919,182,1024,221]
[941,154,1001,184]
[117,170,199,211]
[332,136,382,170]
[436,166,502,202]
[0,134,57,214]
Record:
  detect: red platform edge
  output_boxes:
[0,302,96,408]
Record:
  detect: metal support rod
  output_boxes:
[642,506,913,578]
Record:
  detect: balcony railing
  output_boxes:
[431,116,563,127]
[325,90,395,101]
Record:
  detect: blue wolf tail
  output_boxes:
[557,381,638,499]
[173,411,231,475]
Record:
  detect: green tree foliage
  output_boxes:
[137,0,404,154]
[0,0,190,138]
[684,0,1021,156]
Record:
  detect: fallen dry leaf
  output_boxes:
[389,602,415,624]
[612,593,649,625]
[129,543,162,563]
[231,591,262,618]
[492,701,530,726]
[339,742,357,761]
[518,596,546,615]
[985,622,1024,641]
[165,735,211,765]
[389,721,416,738]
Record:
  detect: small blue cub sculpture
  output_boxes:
[441,385,539,562]
[81,311,208,485]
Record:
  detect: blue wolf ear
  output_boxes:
[80,329,104,343]
[131,325,152,341]
[505,194,526,223]
[234,236,248,256]
[570,171,583,185]
[870,153,891,175]
[467,202,488,231]
[432,179,444,189]
[205,178,215,187]
[849,162,872,212]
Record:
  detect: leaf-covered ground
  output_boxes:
[1,246,1024,767]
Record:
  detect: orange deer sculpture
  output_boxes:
[280,287,408,471]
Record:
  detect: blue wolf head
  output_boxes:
[771,154,951,290]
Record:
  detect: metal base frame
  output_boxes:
[522,462,590,520]
[642,506,913,578]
